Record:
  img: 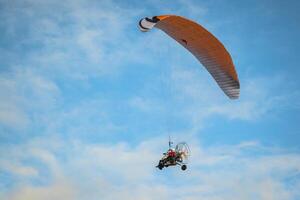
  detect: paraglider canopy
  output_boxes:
[139,15,240,99]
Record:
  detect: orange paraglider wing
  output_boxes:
[139,15,240,99]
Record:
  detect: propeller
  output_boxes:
[175,142,190,163]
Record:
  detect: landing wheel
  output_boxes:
[158,163,164,170]
[181,164,187,171]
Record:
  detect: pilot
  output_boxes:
[167,149,176,164]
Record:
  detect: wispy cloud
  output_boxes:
[0,67,60,131]
[167,65,300,131]
[1,137,299,200]
[1,0,299,199]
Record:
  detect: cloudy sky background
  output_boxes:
[1,0,300,199]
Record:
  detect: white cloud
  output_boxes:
[0,162,38,177]
[1,0,299,200]
[7,180,77,200]
[167,66,300,130]
[0,67,60,131]
[1,136,299,200]
[129,96,164,113]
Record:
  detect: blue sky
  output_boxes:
[0,0,300,199]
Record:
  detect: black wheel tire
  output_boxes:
[181,165,187,171]
[158,164,164,170]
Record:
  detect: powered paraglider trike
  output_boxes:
[157,139,190,171]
